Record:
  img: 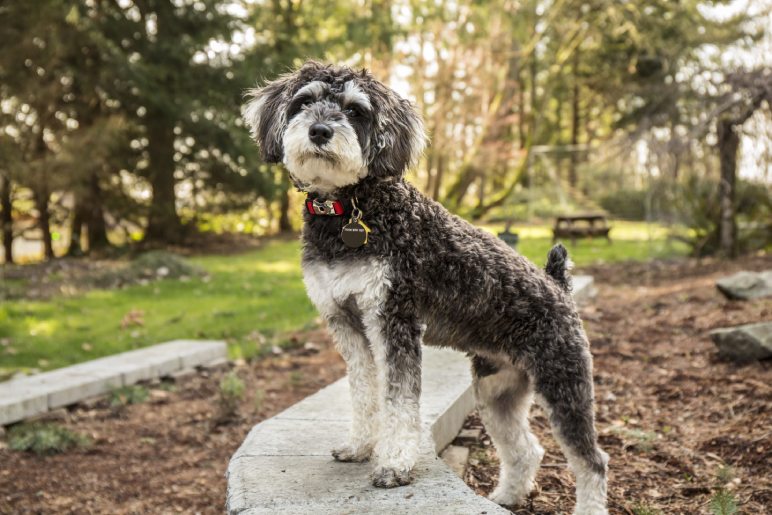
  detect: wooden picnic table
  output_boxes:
[553,213,612,245]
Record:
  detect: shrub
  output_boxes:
[675,177,772,256]
[710,489,738,515]
[109,385,149,407]
[129,251,202,280]
[610,426,658,452]
[218,372,245,420]
[8,423,91,455]
[631,503,663,515]
[599,189,650,220]
[288,371,304,388]
[253,388,265,412]
[95,251,204,288]
[715,464,734,485]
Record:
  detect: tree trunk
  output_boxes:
[423,148,434,194]
[35,187,54,260]
[517,66,526,149]
[432,155,445,201]
[87,171,110,251]
[529,25,538,141]
[370,0,393,76]
[1,172,13,264]
[444,163,479,207]
[476,175,486,210]
[68,197,86,257]
[278,171,292,233]
[568,52,581,188]
[717,118,739,258]
[469,145,532,220]
[554,81,564,185]
[145,120,182,243]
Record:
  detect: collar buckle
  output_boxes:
[306,198,344,216]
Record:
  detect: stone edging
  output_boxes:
[226,347,509,514]
[0,340,227,426]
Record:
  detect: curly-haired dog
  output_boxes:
[242,62,608,515]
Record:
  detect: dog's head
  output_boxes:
[242,61,426,194]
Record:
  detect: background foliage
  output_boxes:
[0,0,769,261]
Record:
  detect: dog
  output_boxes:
[242,61,608,514]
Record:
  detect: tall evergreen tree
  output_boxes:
[82,0,264,243]
[0,0,78,260]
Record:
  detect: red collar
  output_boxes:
[305,197,345,216]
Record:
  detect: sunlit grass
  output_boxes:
[0,239,316,375]
[481,220,689,267]
[0,221,688,374]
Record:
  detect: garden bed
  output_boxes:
[460,254,771,514]
[0,328,345,514]
[1,254,770,514]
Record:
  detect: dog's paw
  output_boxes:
[371,466,412,488]
[488,484,530,506]
[331,444,371,463]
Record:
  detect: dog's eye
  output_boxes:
[288,96,314,118]
[344,106,363,118]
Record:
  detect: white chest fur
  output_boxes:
[302,258,391,318]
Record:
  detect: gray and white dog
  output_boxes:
[243,61,608,515]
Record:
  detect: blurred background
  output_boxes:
[1,0,771,368]
[0,0,769,265]
[1,2,771,513]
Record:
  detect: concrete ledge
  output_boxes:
[226,347,507,515]
[0,340,227,425]
[572,275,596,305]
[226,275,595,514]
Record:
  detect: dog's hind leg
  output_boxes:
[327,312,379,462]
[473,356,544,506]
[533,339,608,515]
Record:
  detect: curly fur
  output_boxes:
[546,242,573,292]
[243,61,608,515]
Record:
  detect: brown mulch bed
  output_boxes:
[0,329,346,514]
[462,255,772,514]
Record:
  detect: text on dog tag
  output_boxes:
[341,221,370,248]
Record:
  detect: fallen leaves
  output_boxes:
[120,309,145,329]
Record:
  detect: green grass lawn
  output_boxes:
[481,220,689,267]
[0,221,688,376]
[0,240,317,376]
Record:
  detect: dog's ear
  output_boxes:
[371,88,427,176]
[242,74,295,163]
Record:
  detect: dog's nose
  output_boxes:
[309,123,333,145]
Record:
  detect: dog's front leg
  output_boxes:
[362,307,422,488]
[327,315,379,462]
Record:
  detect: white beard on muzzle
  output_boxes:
[283,115,368,194]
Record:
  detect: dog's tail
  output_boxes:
[545,243,572,292]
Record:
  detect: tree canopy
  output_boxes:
[0,0,768,261]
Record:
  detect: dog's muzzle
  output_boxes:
[309,123,333,146]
